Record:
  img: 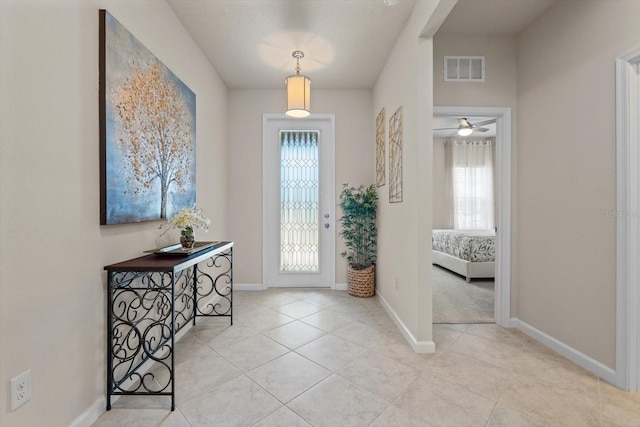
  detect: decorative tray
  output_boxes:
[144,241,220,256]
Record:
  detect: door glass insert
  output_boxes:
[280,130,319,272]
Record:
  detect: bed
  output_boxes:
[432,229,495,282]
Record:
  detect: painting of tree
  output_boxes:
[100,10,196,225]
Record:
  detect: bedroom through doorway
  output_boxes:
[432,107,512,326]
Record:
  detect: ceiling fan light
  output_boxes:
[458,127,473,136]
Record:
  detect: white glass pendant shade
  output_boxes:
[457,127,473,136]
[285,74,311,118]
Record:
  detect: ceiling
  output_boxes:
[436,0,556,36]
[167,0,556,90]
[167,0,417,89]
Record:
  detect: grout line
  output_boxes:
[597,378,604,427]
[484,400,499,427]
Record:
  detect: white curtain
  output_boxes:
[445,140,495,230]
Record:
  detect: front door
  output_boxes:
[263,114,335,288]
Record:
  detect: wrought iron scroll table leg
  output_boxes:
[170,272,176,412]
[106,271,113,411]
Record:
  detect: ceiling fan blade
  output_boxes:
[475,127,490,132]
[433,127,459,131]
[471,119,496,127]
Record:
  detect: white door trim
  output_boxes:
[262,113,336,289]
[434,106,512,326]
[615,47,640,392]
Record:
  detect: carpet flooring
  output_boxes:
[432,264,495,324]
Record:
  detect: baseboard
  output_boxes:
[511,317,617,385]
[235,283,264,291]
[378,294,435,353]
[334,282,347,291]
[68,395,106,427]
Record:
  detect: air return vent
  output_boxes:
[444,56,485,82]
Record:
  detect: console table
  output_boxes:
[104,241,233,411]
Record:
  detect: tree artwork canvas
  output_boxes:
[99,10,196,225]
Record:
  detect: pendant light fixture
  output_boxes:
[285,50,311,118]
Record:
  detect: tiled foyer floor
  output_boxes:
[94,289,640,427]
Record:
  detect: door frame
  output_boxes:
[615,47,640,392]
[434,106,512,326]
[262,113,336,289]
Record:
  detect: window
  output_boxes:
[447,140,495,230]
[453,166,493,229]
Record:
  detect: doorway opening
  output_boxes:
[433,106,512,326]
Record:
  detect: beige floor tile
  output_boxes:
[450,332,523,368]
[150,351,242,405]
[599,379,640,415]
[499,370,601,426]
[486,402,559,427]
[423,350,512,400]
[263,320,326,349]
[295,334,367,371]
[433,324,465,351]
[437,323,472,332]
[600,401,640,426]
[98,288,637,427]
[178,375,281,427]
[204,324,258,352]
[109,392,172,410]
[299,308,355,332]
[288,374,388,427]
[235,308,295,332]
[246,352,331,403]
[465,324,528,347]
[369,404,433,427]
[327,301,373,319]
[273,300,325,319]
[337,351,420,402]
[92,408,190,427]
[171,333,212,366]
[257,292,299,308]
[333,320,396,348]
[395,373,496,427]
[189,317,235,343]
[214,334,289,371]
[253,406,312,427]
[231,301,269,321]
[373,337,436,371]
[506,349,599,396]
[302,291,348,308]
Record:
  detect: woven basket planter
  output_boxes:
[347,264,375,298]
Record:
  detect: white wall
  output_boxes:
[433,34,518,108]
[373,0,439,346]
[0,1,228,425]
[516,0,640,370]
[432,137,448,229]
[227,89,374,286]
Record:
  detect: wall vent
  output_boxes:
[444,56,485,82]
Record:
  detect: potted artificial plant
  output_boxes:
[339,184,378,297]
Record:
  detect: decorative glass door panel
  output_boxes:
[280,131,320,273]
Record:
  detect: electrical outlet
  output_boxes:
[10,370,31,411]
[395,277,400,290]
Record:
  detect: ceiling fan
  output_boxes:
[434,118,496,136]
